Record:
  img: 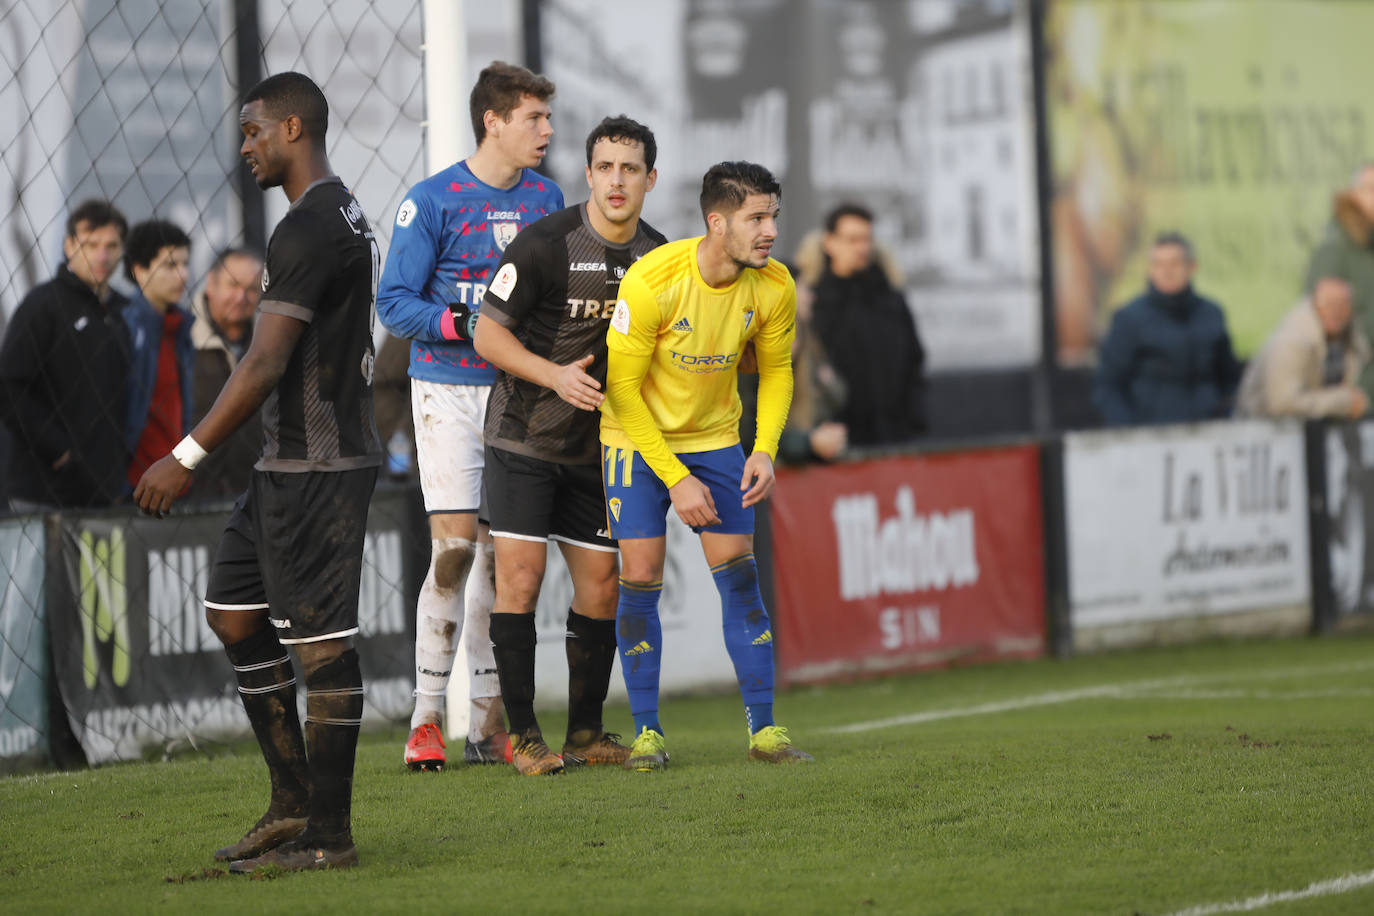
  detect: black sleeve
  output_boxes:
[0,293,68,462]
[260,210,337,322]
[481,224,551,329]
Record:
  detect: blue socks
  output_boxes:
[616,578,664,735]
[711,553,775,733]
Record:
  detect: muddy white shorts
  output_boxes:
[411,378,490,514]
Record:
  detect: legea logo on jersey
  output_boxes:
[668,350,740,374]
[492,221,519,251]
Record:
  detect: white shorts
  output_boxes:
[411,378,490,514]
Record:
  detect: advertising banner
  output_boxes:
[1314,420,1374,623]
[769,446,1045,685]
[1045,0,1374,363]
[0,518,48,772]
[542,0,1041,370]
[1065,420,1310,629]
[46,488,424,764]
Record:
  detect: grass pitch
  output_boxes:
[3,634,1372,915]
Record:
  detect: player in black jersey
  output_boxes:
[473,116,666,774]
[135,72,381,871]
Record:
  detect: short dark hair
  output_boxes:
[65,199,127,241]
[469,61,555,145]
[1153,230,1194,262]
[210,246,262,274]
[699,161,782,223]
[243,71,329,141]
[824,202,873,233]
[585,115,657,170]
[124,219,191,278]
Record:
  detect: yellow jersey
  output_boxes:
[601,236,796,488]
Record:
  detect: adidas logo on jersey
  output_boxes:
[672,317,693,333]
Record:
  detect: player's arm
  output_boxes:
[474,317,602,411]
[135,213,328,517]
[473,227,602,410]
[134,312,305,516]
[740,278,797,508]
[376,194,464,342]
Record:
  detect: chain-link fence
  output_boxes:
[0,0,530,771]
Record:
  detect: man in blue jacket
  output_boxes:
[377,61,563,770]
[122,219,195,490]
[1094,232,1242,426]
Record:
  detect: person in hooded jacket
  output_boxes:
[1305,163,1374,399]
[806,203,925,448]
[1094,232,1241,427]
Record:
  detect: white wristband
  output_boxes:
[171,435,208,470]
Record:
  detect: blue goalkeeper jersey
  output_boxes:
[377,160,563,385]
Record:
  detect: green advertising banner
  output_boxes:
[1046,0,1372,363]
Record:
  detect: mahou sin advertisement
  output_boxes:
[769,446,1045,685]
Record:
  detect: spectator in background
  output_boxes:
[805,203,925,448]
[185,247,263,502]
[1094,232,1241,426]
[122,219,195,490]
[1306,163,1374,398]
[0,199,131,509]
[1236,277,1369,420]
[739,268,847,464]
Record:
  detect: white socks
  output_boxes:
[410,537,474,729]
[463,541,502,743]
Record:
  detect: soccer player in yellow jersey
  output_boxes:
[601,161,813,768]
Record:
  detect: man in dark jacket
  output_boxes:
[1094,232,1242,426]
[121,219,195,490]
[184,247,262,502]
[809,203,925,448]
[0,199,131,509]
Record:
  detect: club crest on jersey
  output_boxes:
[743,310,755,332]
[609,498,622,522]
[492,221,520,251]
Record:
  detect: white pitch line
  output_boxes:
[1115,688,1374,701]
[1160,867,1374,916]
[818,659,1374,735]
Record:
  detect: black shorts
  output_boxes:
[205,467,378,644]
[484,446,615,552]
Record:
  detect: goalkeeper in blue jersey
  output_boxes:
[377,61,563,771]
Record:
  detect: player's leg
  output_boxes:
[460,386,507,763]
[692,447,812,764]
[405,379,482,770]
[230,468,375,873]
[205,483,308,862]
[463,522,506,762]
[486,446,563,775]
[408,511,476,770]
[553,464,626,765]
[603,445,673,770]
